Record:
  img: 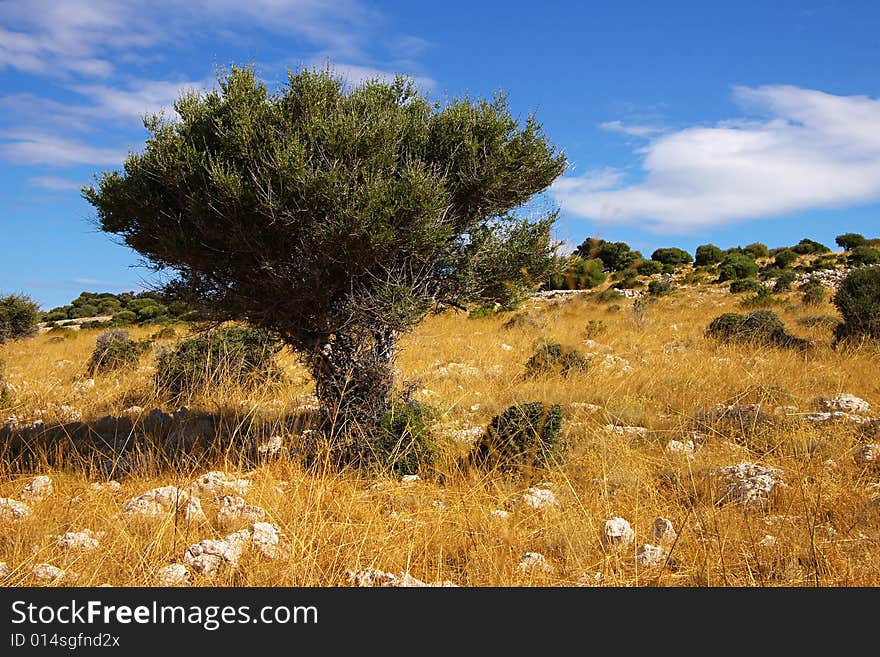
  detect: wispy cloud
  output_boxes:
[554,85,880,232]
[29,176,85,191]
[0,131,128,166]
[599,120,663,137]
[311,61,436,92]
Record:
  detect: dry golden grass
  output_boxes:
[2,283,879,587]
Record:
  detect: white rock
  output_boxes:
[89,480,122,493]
[576,572,605,586]
[250,522,286,559]
[0,562,8,578]
[122,486,206,523]
[521,487,559,510]
[500,343,513,351]
[31,563,76,583]
[401,474,420,485]
[72,378,95,393]
[636,544,666,567]
[256,434,283,457]
[121,406,144,416]
[819,393,870,414]
[489,509,509,520]
[518,552,552,573]
[651,517,677,544]
[55,529,103,551]
[853,444,880,465]
[20,475,53,502]
[345,568,455,587]
[714,462,785,510]
[601,517,635,550]
[666,440,695,457]
[215,496,266,531]
[184,530,251,577]
[604,424,649,437]
[448,426,483,444]
[758,534,778,549]
[156,564,190,587]
[568,402,601,413]
[190,471,251,498]
[0,497,32,522]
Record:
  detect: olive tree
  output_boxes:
[83,66,566,439]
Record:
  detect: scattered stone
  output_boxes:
[55,529,103,551]
[156,564,190,587]
[601,517,635,550]
[636,544,666,567]
[345,568,456,587]
[256,434,283,457]
[184,530,252,577]
[853,444,880,466]
[0,562,8,579]
[121,486,206,523]
[518,552,552,573]
[520,487,559,510]
[758,535,778,549]
[448,425,483,444]
[401,474,420,486]
[576,572,605,586]
[818,393,870,415]
[804,411,867,425]
[604,425,649,437]
[651,517,677,545]
[714,462,785,510]
[20,475,53,502]
[72,378,95,394]
[89,480,122,493]
[215,496,266,531]
[250,522,286,559]
[190,471,251,498]
[666,440,695,457]
[489,509,509,520]
[568,402,602,413]
[121,406,144,417]
[500,343,513,351]
[30,564,76,584]
[0,497,32,522]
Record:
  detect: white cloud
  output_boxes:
[29,176,85,191]
[0,131,128,166]
[70,78,215,122]
[313,61,436,92]
[599,120,663,137]
[554,85,880,232]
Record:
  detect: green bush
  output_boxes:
[772,271,797,292]
[87,329,151,373]
[743,242,769,259]
[0,358,11,407]
[583,319,607,338]
[155,325,283,398]
[791,238,830,255]
[0,294,41,343]
[44,310,68,322]
[112,310,138,325]
[800,279,826,306]
[612,276,643,290]
[836,233,866,251]
[548,256,606,290]
[595,287,624,303]
[650,247,692,266]
[370,400,437,475]
[847,245,880,267]
[69,304,99,319]
[135,303,168,320]
[740,287,784,308]
[636,259,663,276]
[718,253,759,282]
[695,244,724,266]
[774,249,798,268]
[706,309,807,348]
[661,263,675,275]
[833,267,880,342]
[471,402,565,473]
[648,279,674,296]
[729,278,762,293]
[525,342,590,377]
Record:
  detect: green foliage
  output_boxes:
[847,245,880,266]
[796,314,839,329]
[595,287,624,303]
[636,259,663,276]
[612,275,643,290]
[525,342,590,377]
[583,319,607,339]
[718,253,759,282]
[740,287,784,308]
[774,249,798,268]
[729,278,762,294]
[772,270,797,292]
[371,400,437,475]
[707,309,807,348]
[472,402,565,474]
[695,244,724,266]
[648,279,674,296]
[151,326,178,340]
[0,294,41,344]
[836,233,866,251]
[576,238,642,271]
[112,310,138,326]
[833,267,880,342]
[548,255,606,290]
[44,310,68,322]
[84,65,566,437]
[87,330,152,373]
[743,242,769,259]
[800,278,826,306]
[791,238,830,255]
[155,325,283,398]
[650,247,692,266]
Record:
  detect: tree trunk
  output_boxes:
[307,327,398,440]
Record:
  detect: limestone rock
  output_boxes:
[122,486,206,523]
[819,393,870,415]
[520,487,559,510]
[190,471,251,498]
[55,529,103,551]
[345,568,456,587]
[31,563,77,584]
[518,552,552,573]
[853,444,880,466]
[714,462,785,510]
[0,562,8,579]
[601,517,635,550]
[215,496,266,531]
[0,497,32,522]
[156,564,191,587]
[636,544,666,567]
[651,517,677,544]
[184,530,251,577]
[20,475,53,502]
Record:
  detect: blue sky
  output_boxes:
[2,0,879,309]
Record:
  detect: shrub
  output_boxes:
[112,310,138,326]
[797,314,839,329]
[661,263,675,275]
[791,238,830,255]
[471,402,565,473]
[847,245,880,267]
[740,287,783,308]
[369,400,437,475]
[729,278,762,293]
[151,326,178,340]
[695,244,724,266]
[525,342,590,377]
[612,276,643,290]
[833,267,880,342]
[718,253,759,282]
[155,325,283,398]
[774,249,798,268]
[636,259,663,276]
[595,287,624,303]
[87,330,151,373]
[135,303,168,320]
[576,239,642,271]
[648,279,674,296]
[650,247,693,266]
[707,309,807,348]
[0,294,41,343]
[800,279,826,306]
[772,271,797,292]
[583,319,607,339]
[44,310,68,322]
[548,256,606,290]
[836,233,866,251]
[744,242,769,259]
